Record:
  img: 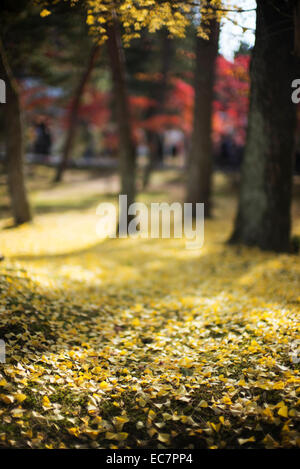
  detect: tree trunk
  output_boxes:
[143,30,173,189]
[186,18,220,217]
[107,19,136,225]
[54,44,101,183]
[230,0,298,252]
[294,0,300,56]
[0,38,32,225]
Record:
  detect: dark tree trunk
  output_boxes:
[230,0,299,252]
[0,38,32,225]
[186,18,220,217]
[143,30,173,189]
[107,19,136,219]
[54,44,101,183]
[294,0,300,56]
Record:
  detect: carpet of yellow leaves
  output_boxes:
[0,184,299,449]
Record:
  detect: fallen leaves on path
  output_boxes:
[0,207,299,449]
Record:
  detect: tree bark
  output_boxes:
[186,18,220,217]
[230,0,299,252]
[0,38,32,225]
[54,44,101,183]
[294,0,300,56]
[107,19,136,221]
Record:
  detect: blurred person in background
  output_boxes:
[33,117,52,161]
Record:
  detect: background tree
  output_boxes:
[0,38,32,225]
[106,18,137,220]
[0,0,93,222]
[230,0,299,252]
[54,43,101,183]
[0,1,42,225]
[186,3,220,217]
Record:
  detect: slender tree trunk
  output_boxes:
[230,0,298,252]
[294,0,300,56]
[186,18,220,217]
[143,30,173,189]
[107,19,136,226]
[0,38,32,225]
[54,44,101,183]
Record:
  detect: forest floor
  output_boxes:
[0,168,299,449]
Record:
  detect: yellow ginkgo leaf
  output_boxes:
[99,381,109,390]
[158,433,171,444]
[84,429,100,440]
[199,400,208,408]
[40,9,51,18]
[68,427,80,438]
[278,405,288,418]
[132,318,140,327]
[14,393,27,403]
[42,396,51,408]
[0,394,14,405]
[238,436,255,445]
